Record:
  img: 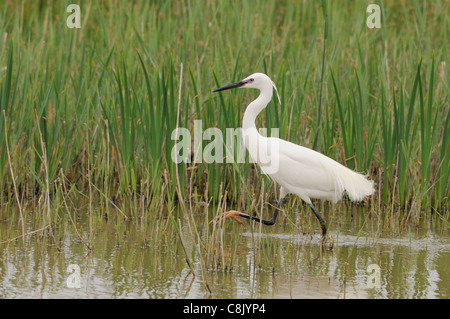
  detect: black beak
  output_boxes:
[213,80,246,92]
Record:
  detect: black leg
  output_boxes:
[308,203,327,238]
[239,198,283,226]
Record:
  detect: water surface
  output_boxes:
[0,205,448,298]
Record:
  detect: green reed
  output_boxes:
[0,0,447,223]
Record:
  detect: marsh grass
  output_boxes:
[0,0,448,263]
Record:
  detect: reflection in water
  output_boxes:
[0,205,449,298]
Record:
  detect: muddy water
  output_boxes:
[0,205,449,298]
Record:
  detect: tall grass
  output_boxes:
[0,1,448,224]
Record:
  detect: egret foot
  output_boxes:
[209,210,250,225]
[210,199,283,227]
[307,203,327,240]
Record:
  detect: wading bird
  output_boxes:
[210,73,374,238]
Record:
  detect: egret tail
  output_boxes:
[330,164,375,202]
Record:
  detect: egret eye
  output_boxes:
[250,78,254,82]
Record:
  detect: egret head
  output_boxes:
[213,73,281,104]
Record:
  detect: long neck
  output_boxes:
[242,86,273,157]
[242,86,273,132]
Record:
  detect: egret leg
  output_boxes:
[210,199,283,226]
[238,199,283,226]
[308,203,327,238]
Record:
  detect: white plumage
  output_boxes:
[257,136,374,204]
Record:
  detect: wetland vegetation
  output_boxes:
[0,0,448,298]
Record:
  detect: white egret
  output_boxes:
[210,73,374,238]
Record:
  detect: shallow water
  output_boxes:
[0,205,448,299]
